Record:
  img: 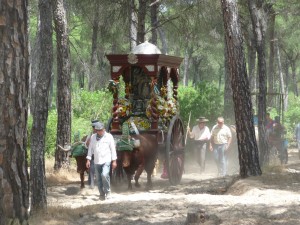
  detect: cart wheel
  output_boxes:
[166,115,185,185]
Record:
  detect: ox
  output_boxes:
[58,135,88,188]
[116,134,158,190]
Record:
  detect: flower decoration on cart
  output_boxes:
[127,116,151,132]
[107,80,119,95]
[116,98,132,118]
[146,86,178,130]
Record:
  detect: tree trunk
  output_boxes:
[30,0,53,211]
[192,56,202,85]
[223,40,235,123]
[53,0,72,170]
[48,73,54,108]
[158,26,168,54]
[88,0,100,91]
[291,59,299,97]
[275,41,286,111]
[137,0,147,44]
[0,0,30,223]
[30,35,40,116]
[221,0,261,177]
[248,0,269,166]
[267,4,275,106]
[183,47,192,87]
[150,0,158,45]
[129,0,137,50]
[246,25,257,108]
[283,58,289,116]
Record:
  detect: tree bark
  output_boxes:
[223,40,235,123]
[30,0,53,211]
[0,0,30,223]
[248,0,269,166]
[150,0,158,45]
[30,34,40,116]
[158,26,168,54]
[221,0,261,177]
[246,24,257,107]
[291,58,299,96]
[266,4,275,106]
[183,47,193,86]
[129,0,138,50]
[275,41,287,111]
[137,0,147,44]
[88,0,100,91]
[53,0,72,170]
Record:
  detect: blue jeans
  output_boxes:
[88,159,95,187]
[95,162,111,196]
[213,144,227,176]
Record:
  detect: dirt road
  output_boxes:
[30,149,300,225]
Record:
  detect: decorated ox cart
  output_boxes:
[106,41,185,185]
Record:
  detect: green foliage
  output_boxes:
[72,89,113,122]
[283,97,300,142]
[28,89,114,157]
[26,111,57,158]
[45,110,58,157]
[178,82,223,127]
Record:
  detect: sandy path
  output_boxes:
[31,149,300,225]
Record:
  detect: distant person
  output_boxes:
[86,122,117,200]
[294,122,300,159]
[265,113,274,138]
[269,116,287,164]
[85,119,98,189]
[187,117,210,173]
[210,117,232,177]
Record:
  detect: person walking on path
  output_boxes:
[86,122,117,200]
[187,117,210,173]
[85,119,98,189]
[210,117,232,177]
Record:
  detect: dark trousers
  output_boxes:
[193,141,207,172]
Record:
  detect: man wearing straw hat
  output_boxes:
[187,116,211,173]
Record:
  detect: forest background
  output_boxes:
[27,0,300,157]
[2,0,300,224]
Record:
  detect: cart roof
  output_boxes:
[106,41,183,79]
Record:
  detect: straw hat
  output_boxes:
[196,117,209,123]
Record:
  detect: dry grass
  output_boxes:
[262,164,285,174]
[29,206,79,225]
[45,158,79,186]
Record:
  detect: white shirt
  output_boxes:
[211,124,232,144]
[191,125,211,141]
[86,132,117,165]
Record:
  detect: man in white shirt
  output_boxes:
[187,117,211,173]
[86,122,117,200]
[210,117,232,177]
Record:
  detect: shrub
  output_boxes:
[178,82,223,128]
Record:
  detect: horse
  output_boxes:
[115,133,158,190]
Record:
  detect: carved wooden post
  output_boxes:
[112,78,120,131]
[150,77,158,129]
[171,68,179,101]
